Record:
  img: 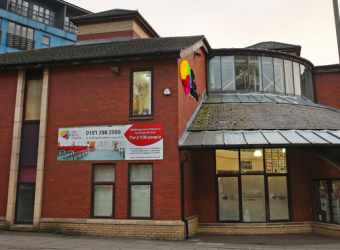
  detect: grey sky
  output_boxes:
[69,0,338,66]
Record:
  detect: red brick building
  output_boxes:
[1,9,340,240]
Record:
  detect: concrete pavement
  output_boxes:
[1,231,340,250]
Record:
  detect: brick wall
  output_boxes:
[0,71,17,217]
[288,148,315,222]
[181,150,196,218]
[42,58,184,221]
[39,218,185,240]
[132,21,150,39]
[315,70,340,109]
[178,47,206,138]
[78,20,134,35]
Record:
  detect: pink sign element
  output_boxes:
[124,124,163,147]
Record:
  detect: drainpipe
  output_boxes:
[180,150,190,239]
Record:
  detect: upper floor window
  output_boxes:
[42,35,50,46]
[7,22,34,50]
[9,0,29,16]
[208,55,314,101]
[33,4,55,26]
[130,69,153,118]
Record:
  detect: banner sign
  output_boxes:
[57,124,163,161]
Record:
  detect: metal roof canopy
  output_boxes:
[179,130,340,149]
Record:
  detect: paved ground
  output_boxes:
[1,231,340,250]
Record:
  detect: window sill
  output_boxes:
[129,116,154,120]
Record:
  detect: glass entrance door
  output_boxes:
[315,180,331,222]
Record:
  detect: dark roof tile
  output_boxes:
[0,35,204,67]
[246,41,301,50]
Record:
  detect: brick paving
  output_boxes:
[1,231,340,250]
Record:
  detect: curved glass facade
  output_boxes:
[208,55,314,101]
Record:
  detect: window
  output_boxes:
[7,22,34,50]
[130,69,153,117]
[42,36,50,46]
[216,148,289,222]
[32,4,55,25]
[25,79,43,120]
[92,164,115,218]
[129,164,152,218]
[9,0,29,16]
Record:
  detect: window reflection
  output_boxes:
[249,56,261,91]
[262,57,275,93]
[274,58,285,94]
[207,55,313,100]
[235,56,249,91]
[284,60,294,95]
[132,71,151,116]
[208,56,222,92]
[221,56,235,92]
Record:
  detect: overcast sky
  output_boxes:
[68,0,339,66]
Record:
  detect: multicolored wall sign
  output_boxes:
[180,60,199,101]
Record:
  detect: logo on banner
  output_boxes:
[180,60,199,102]
[60,130,70,140]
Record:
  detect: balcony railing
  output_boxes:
[8,3,78,34]
[7,33,35,50]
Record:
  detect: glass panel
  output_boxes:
[203,132,224,145]
[235,56,248,91]
[205,95,222,103]
[42,36,50,46]
[332,180,340,223]
[316,180,331,222]
[8,22,15,34]
[130,164,152,182]
[27,28,34,40]
[131,185,151,217]
[94,185,113,217]
[306,68,313,100]
[280,131,309,144]
[253,95,275,103]
[315,132,340,144]
[216,149,239,174]
[45,9,50,24]
[38,7,44,22]
[221,56,235,92]
[17,184,35,221]
[218,177,239,221]
[284,60,294,95]
[274,58,285,94]
[222,94,238,103]
[298,131,328,144]
[133,71,151,115]
[268,176,289,220]
[242,175,266,222]
[243,132,268,144]
[21,26,27,37]
[182,132,204,146]
[224,132,247,145]
[265,148,287,174]
[293,63,301,96]
[25,79,43,120]
[94,165,115,182]
[262,57,275,93]
[248,56,261,91]
[262,132,289,144]
[240,149,263,174]
[300,65,307,98]
[15,24,21,35]
[33,5,39,20]
[208,56,221,92]
[20,165,37,182]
